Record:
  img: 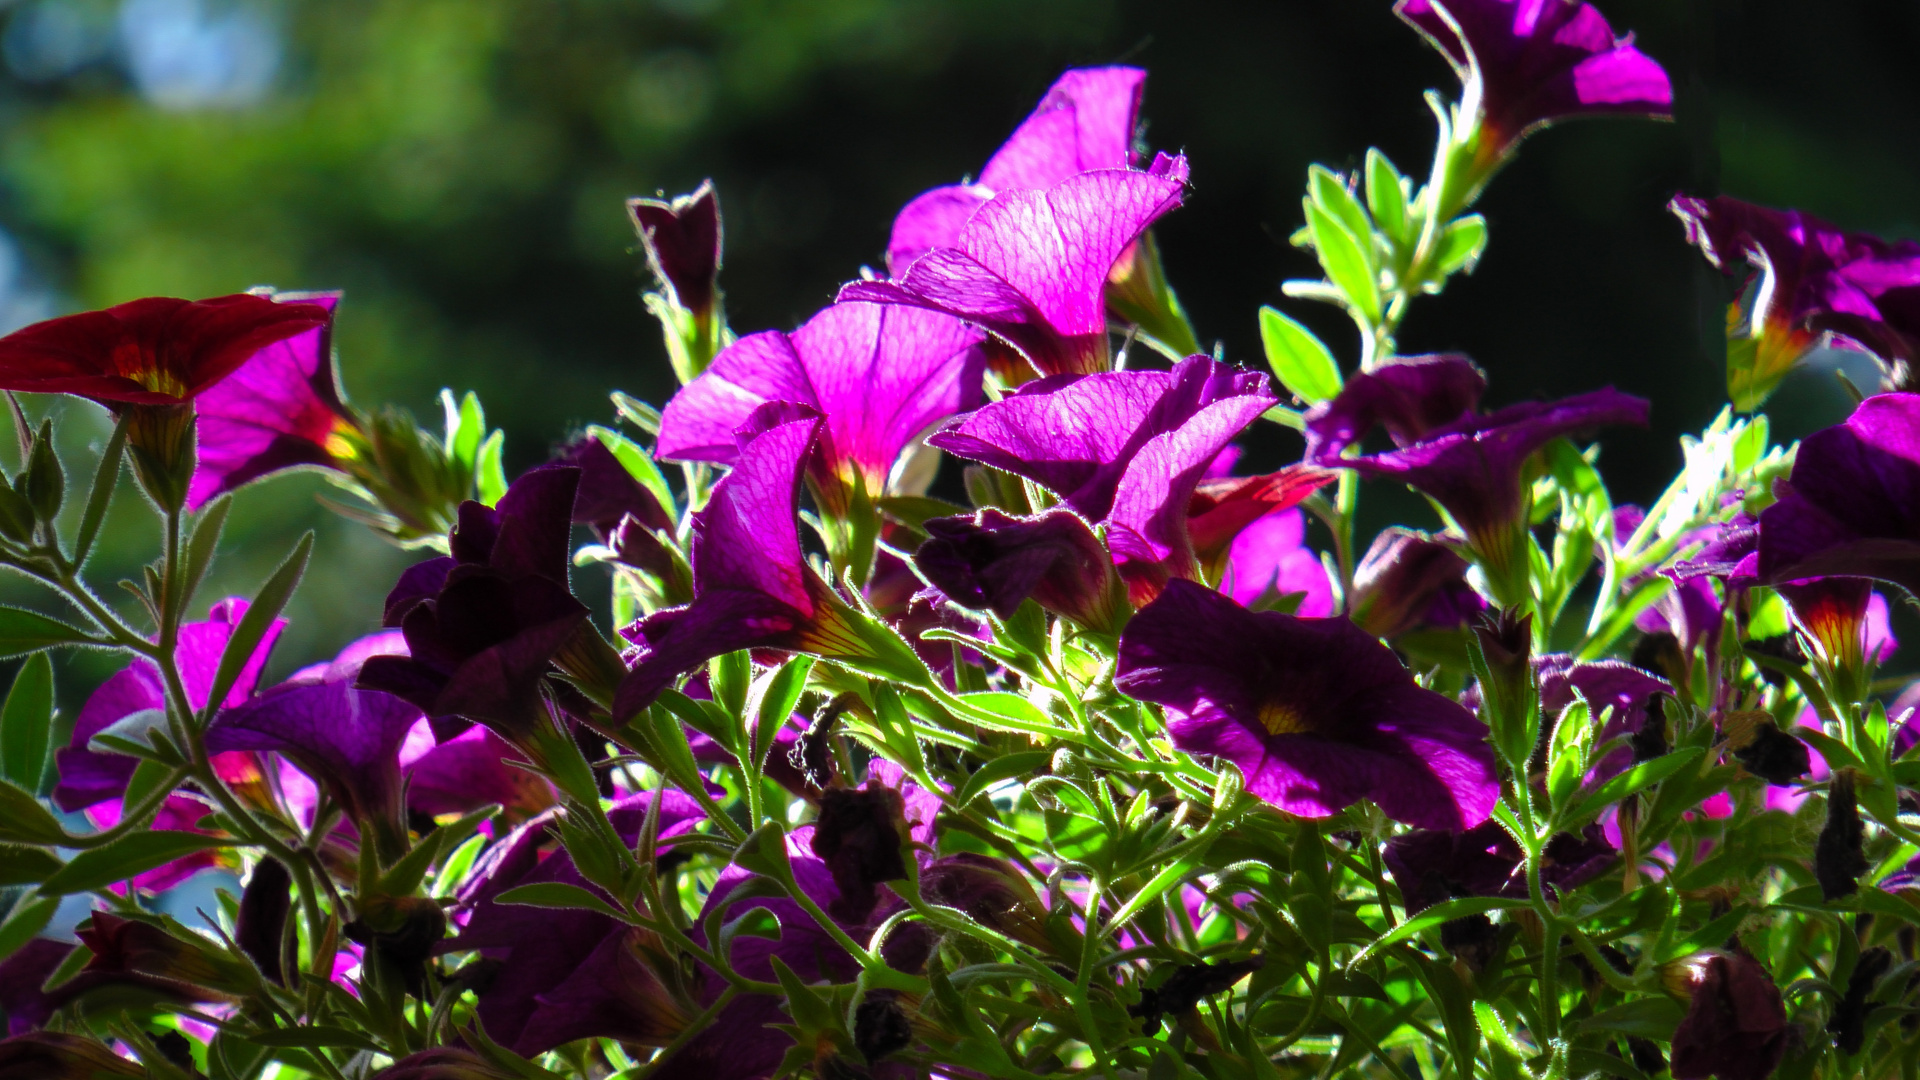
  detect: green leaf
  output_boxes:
[0,844,61,886]
[953,750,1052,807]
[246,1026,389,1054]
[0,779,67,845]
[951,691,1057,737]
[1578,996,1685,1039]
[1308,165,1372,254]
[121,758,175,818]
[375,829,449,899]
[0,606,95,657]
[1259,306,1342,404]
[1304,201,1381,324]
[204,532,312,716]
[753,655,814,773]
[38,831,237,895]
[179,495,231,619]
[732,821,795,885]
[0,894,58,960]
[1565,745,1707,828]
[494,881,627,922]
[72,413,128,566]
[475,430,507,506]
[1434,214,1488,275]
[1364,148,1410,245]
[0,652,53,792]
[1658,903,1752,964]
[1347,895,1530,968]
[590,425,675,519]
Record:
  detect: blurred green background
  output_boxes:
[0,0,1912,700]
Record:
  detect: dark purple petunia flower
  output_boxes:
[1306,354,1648,602]
[0,1032,144,1078]
[358,466,589,739]
[842,153,1189,377]
[1535,655,1671,782]
[54,596,284,866]
[206,631,424,849]
[444,790,707,1056]
[0,938,75,1035]
[915,507,1122,630]
[1115,579,1499,829]
[614,404,872,720]
[1671,195,1920,403]
[1384,819,1615,914]
[1668,951,1790,1080]
[1757,393,1920,596]
[189,290,355,510]
[560,436,672,543]
[630,181,722,322]
[886,66,1146,275]
[1396,0,1672,163]
[1348,527,1484,638]
[656,301,984,516]
[402,723,557,823]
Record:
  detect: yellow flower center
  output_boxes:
[1257,700,1312,737]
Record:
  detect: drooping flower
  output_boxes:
[560,436,673,543]
[1347,527,1484,639]
[656,301,984,515]
[842,154,1190,376]
[1757,393,1920,596]
[1306,353,1648,604]
[207,630,424,854]
[1667,951,1790,1080]
[914,507,1122,631]
[1671,195,1920,405]
[886,67,1147,274]
[359,466,590,739]
[614,404,874,719]
[1384,819,1615,914]
[1396,0,1672,171]
[1115,579,1499,829]
[189,290,357,509]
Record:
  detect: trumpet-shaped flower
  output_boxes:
[1758,393,1920,596]
[1115,580,1498,829]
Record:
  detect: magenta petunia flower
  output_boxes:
[206,631,424,845]
[1396,0,1672,162]
[1757,393,1920,596]
[0,939,74,1035]
[401,722,557,823]
[1307,354,1647,599]
[1215,508,1333,614]
[1535,655,1670,783]
[842,154,1189,376]
[1115,579,1498,829]
[614,404,869,719]
[656,301,984,514]
[189,290,355,509]
[358,467,590,739]
[887,67,1146,274]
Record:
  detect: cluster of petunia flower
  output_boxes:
[1,1,1919,1078]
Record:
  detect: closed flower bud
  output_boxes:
[853,990,915,1064]
[1472,607,1537,772]
[1830,946,1894,1055]
[21,419,60,523]
[237,857,293,985]
[346,895,448,999]
[71,912,249,1004]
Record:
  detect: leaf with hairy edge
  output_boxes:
[494,882,629,922]
[38,831,238,895]
[1565,748,1706,827]
[1347,896,1531,968]
[0,606,96,657]
[0,652,54,792]
[204,532,311,717]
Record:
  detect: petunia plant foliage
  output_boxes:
[1,2,1918,1079]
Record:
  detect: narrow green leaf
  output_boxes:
[0,894,58,960]
[953,750,1052,807]
[0,779,67,845]
[246,1026,389,1054]
[375,830,448,899]
[453,390,486,472]
[475,430,507,506]
[121,758,175,818]
[0,845,61,886]
[1104,857,1198,935]
[951,691,1057,736]
[1578,996,1685,1039]
[590,425,675,519]
[1259,306,1343,404]
[1657,903,1752,964]
[1565,746,1706,826]
[1308,165,1372,252]
[1434,214,1488,275]
[1364,148,1409,244]
[0,652,53,792]
[179,496,231,619]
[753,656,814,773]
[1304,201,1381,323]
[39,831,237,895]
[204,532,312,717]
[0,606,96,657]
[494,881,627,921]
[1348,895,1530,968]
[72,413,128,566]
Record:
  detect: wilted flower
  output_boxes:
[1306,353,1648,603]
[359,466,590,739]
[1384,820,1615,914]
[1116,580,1498,829]
[190,289,357,509]
[919,852,1052,952]
[657,301,984,517]
[1817,769,1868,901]
[1667,951,1790,1080]
[843,154,1190,376]
[1758,393,1920,597]
[237,858,293,985]
[1398,0,1672,180]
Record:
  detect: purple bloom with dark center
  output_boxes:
[1671,195,1920,402]
[842,154,1189,377]
[1384,820,1615,914]
[1396,0,1672,164]
[656,302,984,515]
[358,466,589,739]
[189,290,355,510]
[443,790,707,1056]
[206,631,424,851]
[1306,354,1648,601]
[1115,579,1499,829]
[615,404,871,719]
[1758,393,1920,596]
[55,597,284,814]
[886,66,1146,275]
[1348,528,1484,638]
[915,507,1122,630]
